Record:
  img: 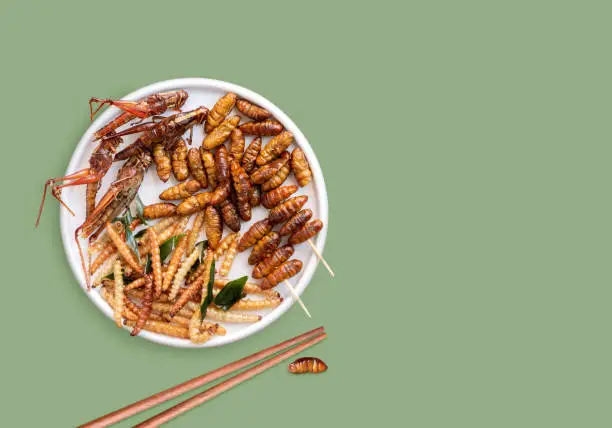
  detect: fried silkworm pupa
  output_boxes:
[268,195,308,224]
[241,137,262,174]
[177,192,211,215]
[261,185,298,209]
[205,92,237,133]
[143,203,177,219]
[203,115,240,150]
[289,220,323,245]
[239,119,283,136]
[188,148,207,187]
[159,180,202,200]
[252,245,294,279]
[171,139,189,181]
[288,357,328,374]
[250,151,290,184]
[215,145,230,183]
[210,179,231,205]
[229,128,245,162]
[279,208,313,236]
[199,149,217,189]
[256,131,294,166]
[250,185,261,207]
[205,205,222,249]
[261,162,291,191]
[291,147,313,187]
[237,218,272,252]
[153,143,171,182]
[260,259,303,289]
[219,200,241,232]
[236,98,273,120]
[248,231,280,265]
[231,160,252,221]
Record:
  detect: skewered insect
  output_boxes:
[239,119,283,136]
[215,146,230,183]
[177,192,211,216]
[288,357,328,374]
[252,245,294,279]
[241,137,262,174]
[153,144,172,182]
[279,209,313,236]
[205,205,222,249]
[256,131,293,166]
[187,148,207,187]
[236,98,272,121]
[143,203,176,219]
[260,259,303,289]
[268,195,308,224]
[200,149,217,189]
[159,180,201,200]
[219,200,241,232]
[250,185,261,207]
[231,160,252,221]
[202,115,240,150]
[291,147,312,187]
[171,139,189,181]
[205,92,237,133]
[229,128,245,162]
[248,231,280,265]
[289,220,323,245]
[237,219,272,252]
[250,151,290,184]
[261,185,298,209]
[261,162,291,191]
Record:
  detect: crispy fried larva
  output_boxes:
[252,245,295,279]
[203,115,240,150]
[88,221,123,254]
[250,151,290,184]
[210,179,231,206]
[189,309,213,344]
[256,131,293,166]
[215,146,230,183]
[248,231,280,265]
[205,92,237,133]
[205,205,222,249]
[147,229,163,298]
[291,147,313,187]
[279,208,313,236]
[229,128,245,162]
[162,234,188,291]
[250,185,261,207]
[188,148,207,187]
[239,119,283,136]
[159,180,201,200]
[171,139,189,181]
[124,319,189,339]
[268,195,308,224]
[260,259,303,290]
[124,276,147,291]
[169,249,214,317]
[261,185,298,209]
[219,234,239,276]
[288,357,328,374]
[101,286,138,321]
[153,143,171,182]
[241,137,262,174]
[91,241,117,273]
[237,219,272,252]
[143,203,177,219]
[236,98,273,121]
[169,245,202,301]
[231,160,252,221]
[261,162,291,191]
[219,200,241,232]
[214,232,238,259]
[131,276,153,336]
[113,261,125,328]
[177,192,211,216]
[289,219,324,245]
[186,211,206,251]
[164,313,224,335]
[213,276,279,297]
[92,254,119,287]
[231,296,282,311]
[138,217,184,255]
[205,306,261,323]
[106,222,143,275]
[200,149,217,189]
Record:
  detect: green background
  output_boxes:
[1,1,610,426]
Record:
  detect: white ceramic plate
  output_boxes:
[60,78,328,348]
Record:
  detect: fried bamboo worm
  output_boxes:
[219,234,239,276]
[125,276,148,291]
[205,93,237,133]
[291,147,313,187]
[92,254,119,287]
[186,211,205,251]
[146,229,163,298]
[138,217,184,255]
[189,306,213,344]
[198,305,261,323]
[162,234,188,291]
[131,276,153,336]
[143,203,177,219]
[171,139,189,181]
[91,241,117,273]
[88,221,122,254]
[100,286,138,321]
[213,233,238,259]
[230,297,283,311]
[113,261,125,328]
[169,249,214,317]
[124,319,190,339]
[165,314,225,336]
[169,245,202,301]
[256,131,293,166]
[106,222,143,276]
[261,260,303,290]
[159,180,202,200]
[236,98,272,121]
[241,137,262,174]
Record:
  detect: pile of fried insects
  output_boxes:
[38,90,326,344]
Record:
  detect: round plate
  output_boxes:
[60,78,328,348]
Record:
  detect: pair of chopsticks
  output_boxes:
[79,326,327,427]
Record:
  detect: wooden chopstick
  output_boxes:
[79,326,325,428]
[135,331,328,427]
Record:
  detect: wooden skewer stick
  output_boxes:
[307,239,335,278]
[283,280,312,318]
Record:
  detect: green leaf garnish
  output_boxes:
[134,195,148,226]
[214,276,248,311]
[200,259,215,320]
[159,234,185,263]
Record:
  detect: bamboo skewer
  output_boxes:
[307,239,335,278]
[284,280,312,318]
[78,327,325,428]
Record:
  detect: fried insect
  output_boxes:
[131,276,153,336]
[171,139,189,181]
[92,253,119,287]
[229,128,245,162]
[261,162,291,191]
[239,119,283,136]
[250,151,290,184]
[214,276,279,298]
[200,149,217,189]
[289,219,324,245]
[241,137,262,174]
[205,306,261,323]
[169,245,202,301]
[113,261,125,328]
[231,296,282,311]
[236,98,272,121]
[91,240,117,273]
[214,232,238,259]
[124,276,148,291]
[124,319,189,339]
[202,115,240,150]
[279,209,313,236]
[162,234,188,291]
[219,200,241,232]
[256,131,294,166]
[261,185,298,209]
[231,160,252,221]
[252,245,295,279]
[268,195,308,224]
[250,185,261,207]
[219,235,239,276]
[187,148,207,187]
[215,146,230,183]
[237,219,273,252]
[248,231,280,265]
[177,192,211,216]
[205,205,222,249]
[143,203,177,219]
[288,357,328,374]
[153,144,172,182]
[169,249,213,317]
[189,309,213,344]
[210,179,231,205]
[205,92,237,133]
[260,259,303,289]
[186,211,206,251]
[105,222,143,276]
[291,147,313,187]
[159,180,201,200]
[147,228,163,298]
